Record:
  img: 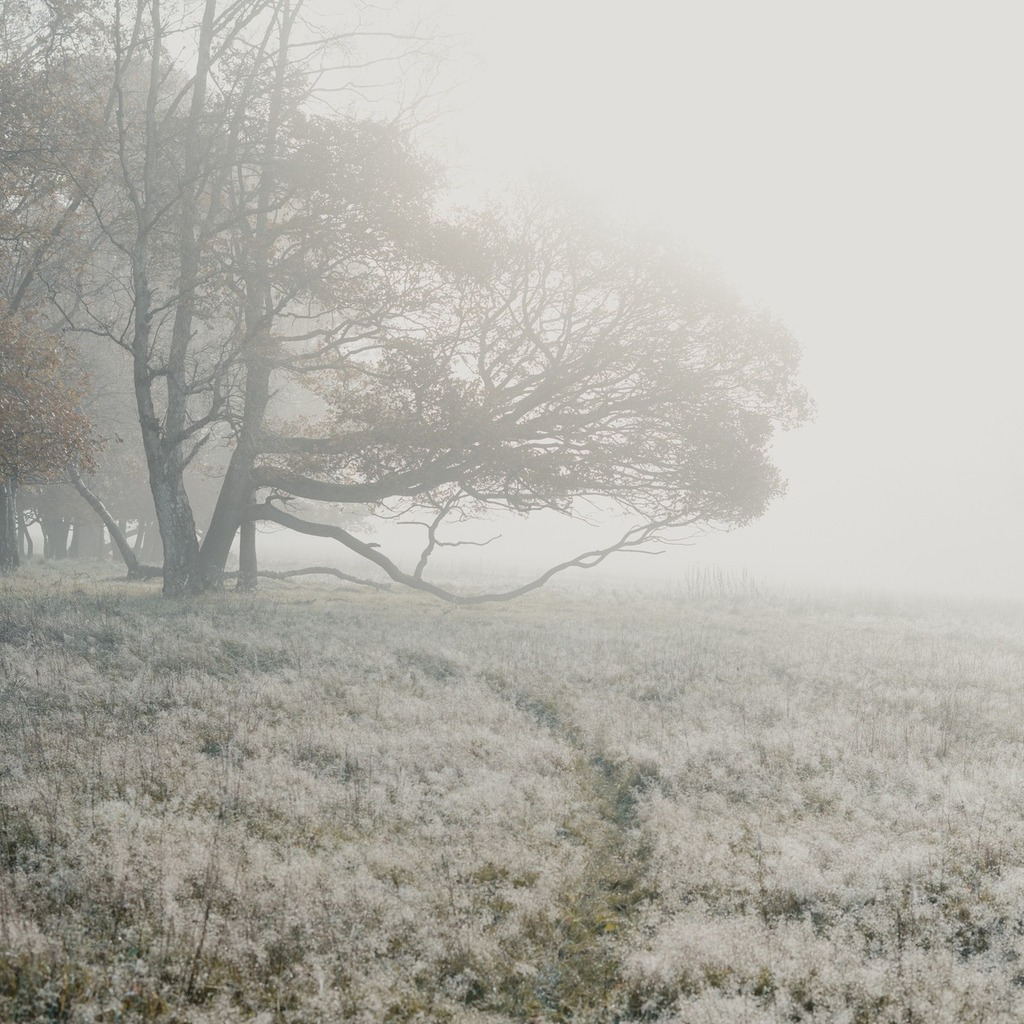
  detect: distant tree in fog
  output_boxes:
[0,314,94,571]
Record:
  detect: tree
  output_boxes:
[243,195,811,602]
[0,0,111,570]
[196,105,445,589]
[0,311,94,570]
[2,0,810,599]
[34,0,435,594]
[44,0,446,594]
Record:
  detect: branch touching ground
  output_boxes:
[222,566,389,590]
[245,502,682,605]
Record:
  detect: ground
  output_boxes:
[1,562,1024,1022]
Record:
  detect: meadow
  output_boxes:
[2,563,1024,1023]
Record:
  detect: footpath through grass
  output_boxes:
[2,563,1024,1022]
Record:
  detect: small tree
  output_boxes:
[0,312,94,570]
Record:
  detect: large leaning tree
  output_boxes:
[245,197,810,602]
[2,0,811,598]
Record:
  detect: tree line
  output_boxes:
[0,0,811,599]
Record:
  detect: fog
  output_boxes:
[387,0,1021,601]
[241,2,1024,601]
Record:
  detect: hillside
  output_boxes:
[2,564,1024,1022]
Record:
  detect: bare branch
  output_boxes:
[222,565,388,590]
[245,501,682,605]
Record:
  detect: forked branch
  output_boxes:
[245,502,681,605]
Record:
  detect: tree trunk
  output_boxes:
[18,510,32,558]
[198,370,268,585]
[72,517,105,559]
[197,3,296,588]
[43,516,70,560]
[68,467,148,577]
[237,517,257,591]
[114,520,130,563]
[139,521,161,562]
[0,478,20,573]
[151,481,201,596]
[123,0,206,598]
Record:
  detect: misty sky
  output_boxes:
[413,0,1024,600]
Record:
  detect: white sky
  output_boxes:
[398,0,1024,600]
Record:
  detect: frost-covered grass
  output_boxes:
[2,563,1024,1022]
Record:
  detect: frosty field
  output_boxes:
[2,566,1024,1023]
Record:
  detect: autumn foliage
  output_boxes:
[0,310,94,569]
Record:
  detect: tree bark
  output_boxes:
[0,478,20,573]
[150,482,201,596]
[236,517,258,591]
